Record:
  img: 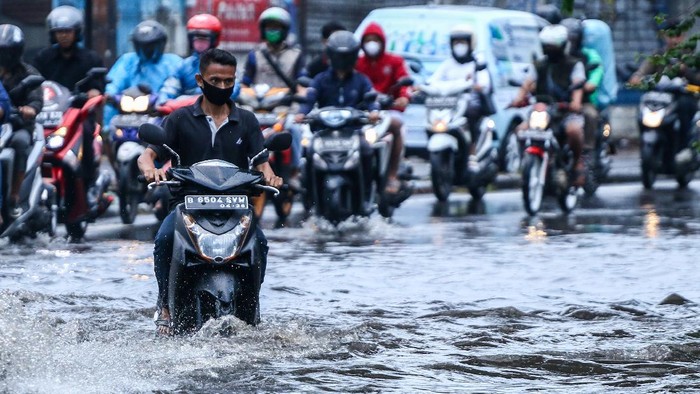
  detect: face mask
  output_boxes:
[265,29,283,44]
[452,43,470,58]
[199,77,233,106]
[192,37,211,54]
[363,41,382,57]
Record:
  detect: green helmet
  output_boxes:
[258,7,291,43]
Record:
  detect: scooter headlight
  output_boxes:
[132,95,150,113]
[46,127,68,150]
[120,96,134,112]
[528,111,550,130]
[642,108,665,128]
[364,127,378,144]
[183,213,252,264]
[429,109,451,132]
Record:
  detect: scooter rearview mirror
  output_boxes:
[138,123,167,146]
[264,132,292,152]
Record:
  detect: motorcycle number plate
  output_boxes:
[256,113,278,125]
[519,130,553,141]
[185,195,249,210]
[642,132,658,143]
[425,96,458,108]
[112,114,150,128]
[36,111,63,127]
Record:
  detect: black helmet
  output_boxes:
[325,30,360,72]
[0,24,24,70]
[535,4,562,25]
[131,20,167,63]
[561,18,583,56]
[46,5,84,44]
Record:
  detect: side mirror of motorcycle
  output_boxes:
[476,62,488,71]
[296,76,313,88]
[9,75,44,103]
[397,77,414,87]
[508,78,524,88]
[87,67,108,78]
[138,123,167,146]
[137,83,153,95]
[264,132,292,152]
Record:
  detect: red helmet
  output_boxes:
[186,14,222,48]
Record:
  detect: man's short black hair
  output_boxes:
[321,21,346,40]
[199,48,237,74]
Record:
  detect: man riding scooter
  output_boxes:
[355,22,412,198]
[512,24,587,187]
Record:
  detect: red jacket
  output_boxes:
[355,22,410,111]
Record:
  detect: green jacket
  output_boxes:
[581,47,603,107]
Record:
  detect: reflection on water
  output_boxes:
[1,184,700,392]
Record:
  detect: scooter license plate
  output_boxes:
[425,96,458,108]
[256,113,278,125]
[519,129,553,141]
[112,114,151,128]
[185,195,249,210]
[36,111,63,127]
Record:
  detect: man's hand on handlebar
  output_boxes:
[143,168,168,184]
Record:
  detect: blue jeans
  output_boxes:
[153,210,268,307]
[286,122,302,170]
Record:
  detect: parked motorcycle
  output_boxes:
[419,79,499,202]
[519,94,582,215]
[138,122,291,333]
[0,75,57,241]
[237,84,297,225]
[638,77,700,189]
[40,67,112,239]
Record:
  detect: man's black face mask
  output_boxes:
[200,77,233,106]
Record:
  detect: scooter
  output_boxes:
[41,67,112,239]
[0,75,57,242]
[138,123,291,333]
[419,79,499,202]
[638,77,700,189]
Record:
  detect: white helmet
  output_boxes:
[449,24,476,48]
[539,24,568,47]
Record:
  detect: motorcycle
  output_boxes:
[301,97,411,224]
[108,85,190,224]
[518,91,583,215]
[40,67,112,239]
[138,123,291,333]
[237,84,298,225]
[419,79,499,202]
[0,75,57,241]
[638,77,700,189]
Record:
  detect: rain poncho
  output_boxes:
[582,19,618,109]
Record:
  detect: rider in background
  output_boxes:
[0,81,9,227]
[158,13,240,104]
[0,25,43,219]
[355,22,410,195]
[513,24,587,186]
[33,5,104,97]
[561,18,603,150]
[104,20,182,166]
[628,17,700,159]
[243,7,305,185]
[306,21,346,78]
[428,24,493,172]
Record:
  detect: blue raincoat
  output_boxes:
[104,52,183,130]
[582,19,618,109]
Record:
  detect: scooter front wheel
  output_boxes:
[641,144,657,189]
[66,220,87,240]
[521,154,545,215]
[430,150,454,202]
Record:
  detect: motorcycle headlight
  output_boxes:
[429,109,451,132]
[133,95,150,113]
[319,109,352,128]
[528,111,550,130]
[183,213,252,264]
[364,127,378,144]
[46,127,68,150]
[120,96,134,112]
[642,108,665,128]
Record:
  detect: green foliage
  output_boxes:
[635,8,700,89]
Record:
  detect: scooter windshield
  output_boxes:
[175,160,262,192]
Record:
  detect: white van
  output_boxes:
[355,5,546,171]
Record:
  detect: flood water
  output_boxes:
[1,180,699,393]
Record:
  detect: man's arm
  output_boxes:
[242,51,257,87]
[569,61,586,112]
[0,82,9,123]
[137,147,167,183]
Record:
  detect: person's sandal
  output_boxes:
[385,178,401,195]
[154,309,173,336]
